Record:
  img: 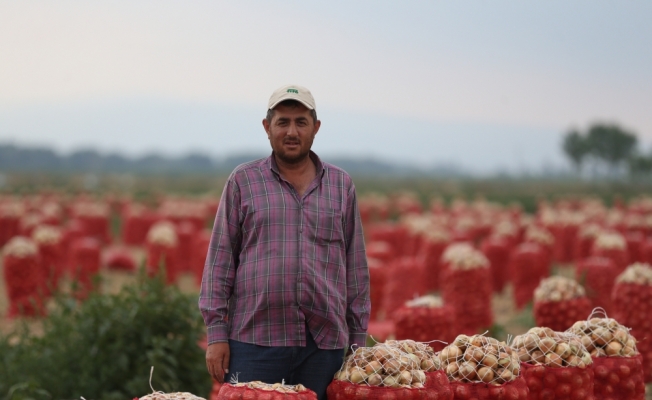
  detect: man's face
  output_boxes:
[263,103,321,165]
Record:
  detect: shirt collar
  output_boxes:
[268,150,325,178]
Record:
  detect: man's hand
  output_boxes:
[206,342,230,383]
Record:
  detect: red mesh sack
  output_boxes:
[610,263,652,381]
[520,363,594,400]
[480,236,511,293]
[575,257,618,313]
[383,257,427,316]
[591,232,629,273]
[327,379,430,400]
[440,244,492,334]
[448,377,528,400]
[391,296,455,351]
[103,246,137,271]
[0,212,20,247]
[218,382,317,400]
[330,341,449,400]
[366,223,404,257]
[509,243,549,310]
[419,234,449,293]
[62,219,86,268]
[69,237,102,299]
[32,225,64,297]
[2,237,46,317]
[514,327,595,400]
[625,231,644,263]
[176,221,196,272]
[366,241,394,264]
[567,314,645,399]
[146,243,180,284]
[591,355,645,399]
[532,276,592,332]
[368,259,387,321]
[121,204,155,245]
[534,298,592,332]
[146,221,180,284]
[573,236,595,263]
[439,334,527,400]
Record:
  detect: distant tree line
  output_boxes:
[0,144,457,177]
[562,123,651,179]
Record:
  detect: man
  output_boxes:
[199,84,370,400]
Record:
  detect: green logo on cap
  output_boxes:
[287,89,299,94]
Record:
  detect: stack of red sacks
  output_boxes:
[2,236,46,317]
[532,276,592,332]
[145,221,180,284]
[611,262,652,382]
[440,243,493,334]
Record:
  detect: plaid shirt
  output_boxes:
[199,151,370,350]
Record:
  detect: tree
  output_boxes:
[585,124,638,175]
[562,130,589,174]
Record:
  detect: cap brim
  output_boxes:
[268,96,314,110]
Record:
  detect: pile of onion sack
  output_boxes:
[611,262,652,382]
[440,243,493,334]
[146,221,180,284]
[438,334,528,400]
[391,295,455,351]
[533,276,592,332]
[567,315,645,399]
[2,236,46,317]
[513,327,593,400]
[217,381,317,400]
[328,339,452,400]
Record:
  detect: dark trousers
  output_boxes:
[224,330,344,400]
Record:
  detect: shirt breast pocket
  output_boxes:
[312,208,344,245]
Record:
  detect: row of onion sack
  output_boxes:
[367,217,644,322]
[385,259,652,384]
[212,315,645,400]
[1,220,211,317]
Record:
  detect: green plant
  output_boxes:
[0,272,211,400]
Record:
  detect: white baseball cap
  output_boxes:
[267,84,316,110]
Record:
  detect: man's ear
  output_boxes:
[313,120,321,136]
[262,119,271,139]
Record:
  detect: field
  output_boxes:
[1,172,652,398]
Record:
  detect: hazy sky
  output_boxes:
[1,1,651,172]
